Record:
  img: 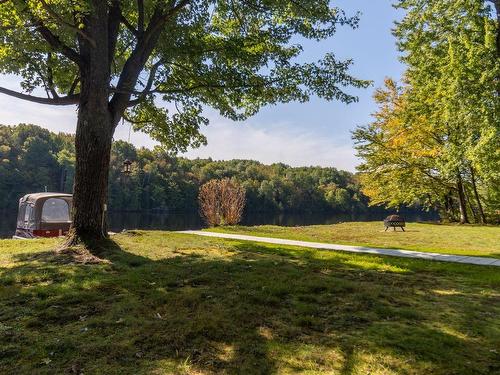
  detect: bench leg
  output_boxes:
[385,227,388,231]
[393,227,396,231]
[401,227,405,232]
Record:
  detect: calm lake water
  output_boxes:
[0,209,438,239]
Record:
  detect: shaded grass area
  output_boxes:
[0,231,499,374]
[208,222,500,258]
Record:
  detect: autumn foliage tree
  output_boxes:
[0,1,369,247]
[198,178,245,226]
[354,0,500,224]
[353,79,454,218]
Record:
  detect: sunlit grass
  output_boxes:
[0,231,499,374]
[208,221,500,258]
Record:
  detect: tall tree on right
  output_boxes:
[354,0,499,223]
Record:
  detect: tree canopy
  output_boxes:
[354,0,500,224]
[0,0,369,151]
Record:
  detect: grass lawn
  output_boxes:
[207,222,500,258]
[1,231,499,374]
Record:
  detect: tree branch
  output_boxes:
[46,53,59,98]
[147,0,190,36]
[0,86,79,105]
[16,0,82,66]
[123,61,163,106]
[33,21,82,65]
[124,78,277,107]
[68,75,80,95]
[137,0,145,36]
[108,0,122,65]
[123,112,151,124]
[35,71,52,99]
[120,14,138,37]
[39,0,96,47]
[139,60,162,92]
[154,76,278,95]
[109,0,191,124]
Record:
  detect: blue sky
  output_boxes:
[0,1,405,172]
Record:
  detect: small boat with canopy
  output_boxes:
[13,192,72,239]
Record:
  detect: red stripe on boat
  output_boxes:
[33,230,67,238]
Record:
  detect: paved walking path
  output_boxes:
[179,230,500,267]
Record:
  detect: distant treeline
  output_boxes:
[0,124,389,215]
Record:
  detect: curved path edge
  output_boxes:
[178,230,500,267]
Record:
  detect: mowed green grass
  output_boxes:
[1,231,499,374]
[208,222,500,258]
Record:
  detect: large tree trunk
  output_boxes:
[66,1,114,246]
[470,166,487,224]
[443,191,456,222]
[69,104,113,243]
[63,1,163,247]
[456,173,469,224]
[464,187,478,223]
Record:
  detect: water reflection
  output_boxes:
[0,209,438,239]
[107,211,204,233]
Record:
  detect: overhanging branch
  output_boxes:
[0,86,79,105]
[32,21,82,66]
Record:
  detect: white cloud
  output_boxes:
[0,75,360,172]
[183,119,360,171]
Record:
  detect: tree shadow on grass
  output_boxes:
[0,236,499,374]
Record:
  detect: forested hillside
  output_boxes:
[0,124,373,214]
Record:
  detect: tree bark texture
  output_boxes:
[464,187,478,223]
[456,173,469,224]
[443,192,457,222]
[66,1,160,246]
[470,166,487,224]
[67,1,113,244]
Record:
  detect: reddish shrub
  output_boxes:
[199,179,246,226]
